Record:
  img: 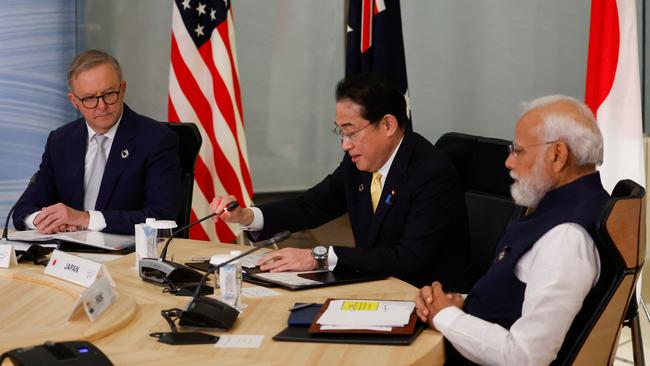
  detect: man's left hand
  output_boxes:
[257,248,317,272]
[415,281,464,328]
[33,203,90,234]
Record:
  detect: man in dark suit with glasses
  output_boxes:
[13,50,180,235]
[212,73,471,290]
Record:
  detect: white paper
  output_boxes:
[241,286,282,298]
[9,230,134,251]
[0,244,17,268]
[8,230,56,242]
[320,325,393,331]
[317,300,415,328]
[214,335,264,348]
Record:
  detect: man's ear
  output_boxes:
[67,93,79,110]
[383,114,399,137]
[551,141,569,173]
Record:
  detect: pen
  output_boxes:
[290,302,316,311]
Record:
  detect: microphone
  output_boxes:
[138,201,240,292]
[1,171,49,265]
[151,231,291,345]
[2,171,39,240]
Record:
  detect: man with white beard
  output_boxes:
[415,95,610,366]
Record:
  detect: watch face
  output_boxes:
[313,246,327,257]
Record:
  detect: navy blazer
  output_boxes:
[255,131,472,291]
[13,104,181,234]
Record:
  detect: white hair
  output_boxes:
[522,95,603,166]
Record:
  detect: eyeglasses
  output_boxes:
[73,90,120,109]
[332,123,374,141]
[508,140,559,157]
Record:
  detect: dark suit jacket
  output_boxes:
[255,131,472,291]
[13,104,181,235]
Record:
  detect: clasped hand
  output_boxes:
[415,281,464,329]
[34,203,89,234]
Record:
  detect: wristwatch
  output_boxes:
[311,246,328,270]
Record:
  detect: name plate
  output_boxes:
[0,244,17,268]
[45,250,115,288]
[68,275,117,322]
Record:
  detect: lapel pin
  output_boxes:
[121,149,129,159]
[385,188,397,204]
[496,245,511,261]
[358,184,364,192]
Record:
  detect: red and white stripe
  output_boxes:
[360,0,387,53]
[169,3,253,242]
[585,0,645,192]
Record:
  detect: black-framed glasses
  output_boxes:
[332,122,373,141]
[508,140,559,157]
[73,90,120,109]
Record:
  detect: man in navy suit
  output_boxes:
[415,96,609,365]
[12,50,180,235]
[211,74,471,290]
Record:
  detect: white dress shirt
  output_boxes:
[243,137,404,270]
[24,117,122,231]
[433,223,600,366]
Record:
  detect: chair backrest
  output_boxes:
[553,179,646,365]
[166,122,202,238]
[435,132,525,282]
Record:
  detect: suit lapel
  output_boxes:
[365,132,414,246]
[95,106,136,210]
[70,121,88,210]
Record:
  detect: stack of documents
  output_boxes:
[316,300,415,331]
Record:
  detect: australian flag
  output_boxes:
[346,0,411,129]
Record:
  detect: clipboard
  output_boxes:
[308,298,418,335]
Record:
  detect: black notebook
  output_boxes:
[273,322,426,345]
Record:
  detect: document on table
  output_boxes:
[9,230,134,251]
[317,300,415,329]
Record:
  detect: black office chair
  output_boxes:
[553,179,645,365]
[435,132,525,283]
[166,122,202,238]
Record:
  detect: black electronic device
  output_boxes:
[0,341,112,366]
[138,201,239,292]
[151,230,291,345]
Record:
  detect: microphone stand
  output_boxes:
[138,201,240,294]
[1,172,49,265]
[151,230,291,345]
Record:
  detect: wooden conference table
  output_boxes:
[0,239,444,365]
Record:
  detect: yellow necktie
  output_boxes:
[371,172,382,212]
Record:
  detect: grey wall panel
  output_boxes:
[0,1,77,229]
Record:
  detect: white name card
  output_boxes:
[68,275,117,322]
[45,250,115,288]
[0,244,17,268]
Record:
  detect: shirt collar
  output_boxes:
[85,112,123,142]
[377,136,404,178]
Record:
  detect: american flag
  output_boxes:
[346,0,411,128]
[168,0,253,242]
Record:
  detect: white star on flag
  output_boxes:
[194,23,204,36]
[182,0,191,10]
[196,2,206,16]
[210,8,216,20]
